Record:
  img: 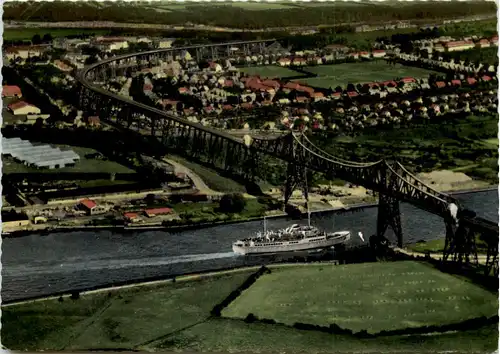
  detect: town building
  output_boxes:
[78,199,106,216]
[443,40,474,52]
[144,208,173,217]
[476,39,491,48]
[8,102,41,115]
[156,38,176,49]
[124,212,142,223]
[2,211,31,231]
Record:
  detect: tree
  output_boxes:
[219,193,246,213]
[42,33,53,43]
[31,34,42,45]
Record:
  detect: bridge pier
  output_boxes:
[284,163,309,209]
[377,194,403,248]
[443,218,479,266]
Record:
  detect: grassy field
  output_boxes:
[147,318,498,353]
[2,270,255,351]
[294,62,439,88]
[168,155,246,193]
[3,28,112,41]
[222,261,498,333]
[3,262,497,352]
[2,145,134,174]
[238,65,303,79]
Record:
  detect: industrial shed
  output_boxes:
[2,137,80,169]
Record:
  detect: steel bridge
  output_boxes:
[76,41,498,275]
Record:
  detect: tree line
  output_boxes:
[4,1,496,29]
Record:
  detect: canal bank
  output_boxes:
[1,200,379,238]
[1,188,497,302]
[3,185,497,238]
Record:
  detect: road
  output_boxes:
[394,247,490,265]
[162,158,223,197]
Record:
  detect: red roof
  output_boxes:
[278,58,291,63]
[8,101,34,111]
[178,87,189,93]
[124,212,139,219]
[401,77,416,83]
[311,92,324,98]
[467,77,477,85]
[444,40,474,48]
[241,102,253,109]
[261,79,280,89]
[224,80,234,87]
[382,80,397,87]
[297,86,314,94]
[283,82,301,90]
[372,50,386,54]
[451,80,461,86]
[491,36,498,42]
[436,81,446,88]
[88,116,100,125]
[143,84,153,91]
[347,91,358,97]
[223,105,234,110]
[2,85,22,97]
[144,208,172,217]
[332,92,341,97]
[482,75,492,81]
[80,199,97,209]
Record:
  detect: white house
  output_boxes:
[277,58,291,67]
[157,38,176,49]
[8,102,41,115]
[208,62,223,73]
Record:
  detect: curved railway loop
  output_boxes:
[76,40,498,275]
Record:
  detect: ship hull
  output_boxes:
[233,232,350,256]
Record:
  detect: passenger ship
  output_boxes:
[232,208,350,256]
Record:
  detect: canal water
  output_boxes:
[2,189,497,302]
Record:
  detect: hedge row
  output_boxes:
[242,313,499,338]
[211,266,271,317]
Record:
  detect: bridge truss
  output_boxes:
[76,41,499,275]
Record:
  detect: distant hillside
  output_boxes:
[3,1,497,29]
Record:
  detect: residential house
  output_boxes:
[144,207,173,218]
[95,38,129,52]
[124,212,142,223]
[476,39,491,48]
[292,57,307,66]
[2,85,22,98]
[78,199,98,216]
[372,50,387,58]
[451,80,461,86]
[490,36,498,46]
[466,77,477,85]
[433,44,445,52]
[176,50,192,61]
[443,40,474,52]
[88,116,101,128]
[208,62,223,73]
[278,58,292,66]
[324,44,350,53]
[8,102,41,115]
[359,52,371,59]
[53,60,73,72]
[311,92,325,102]
[4,45,46,60]
[309,56,323,65]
